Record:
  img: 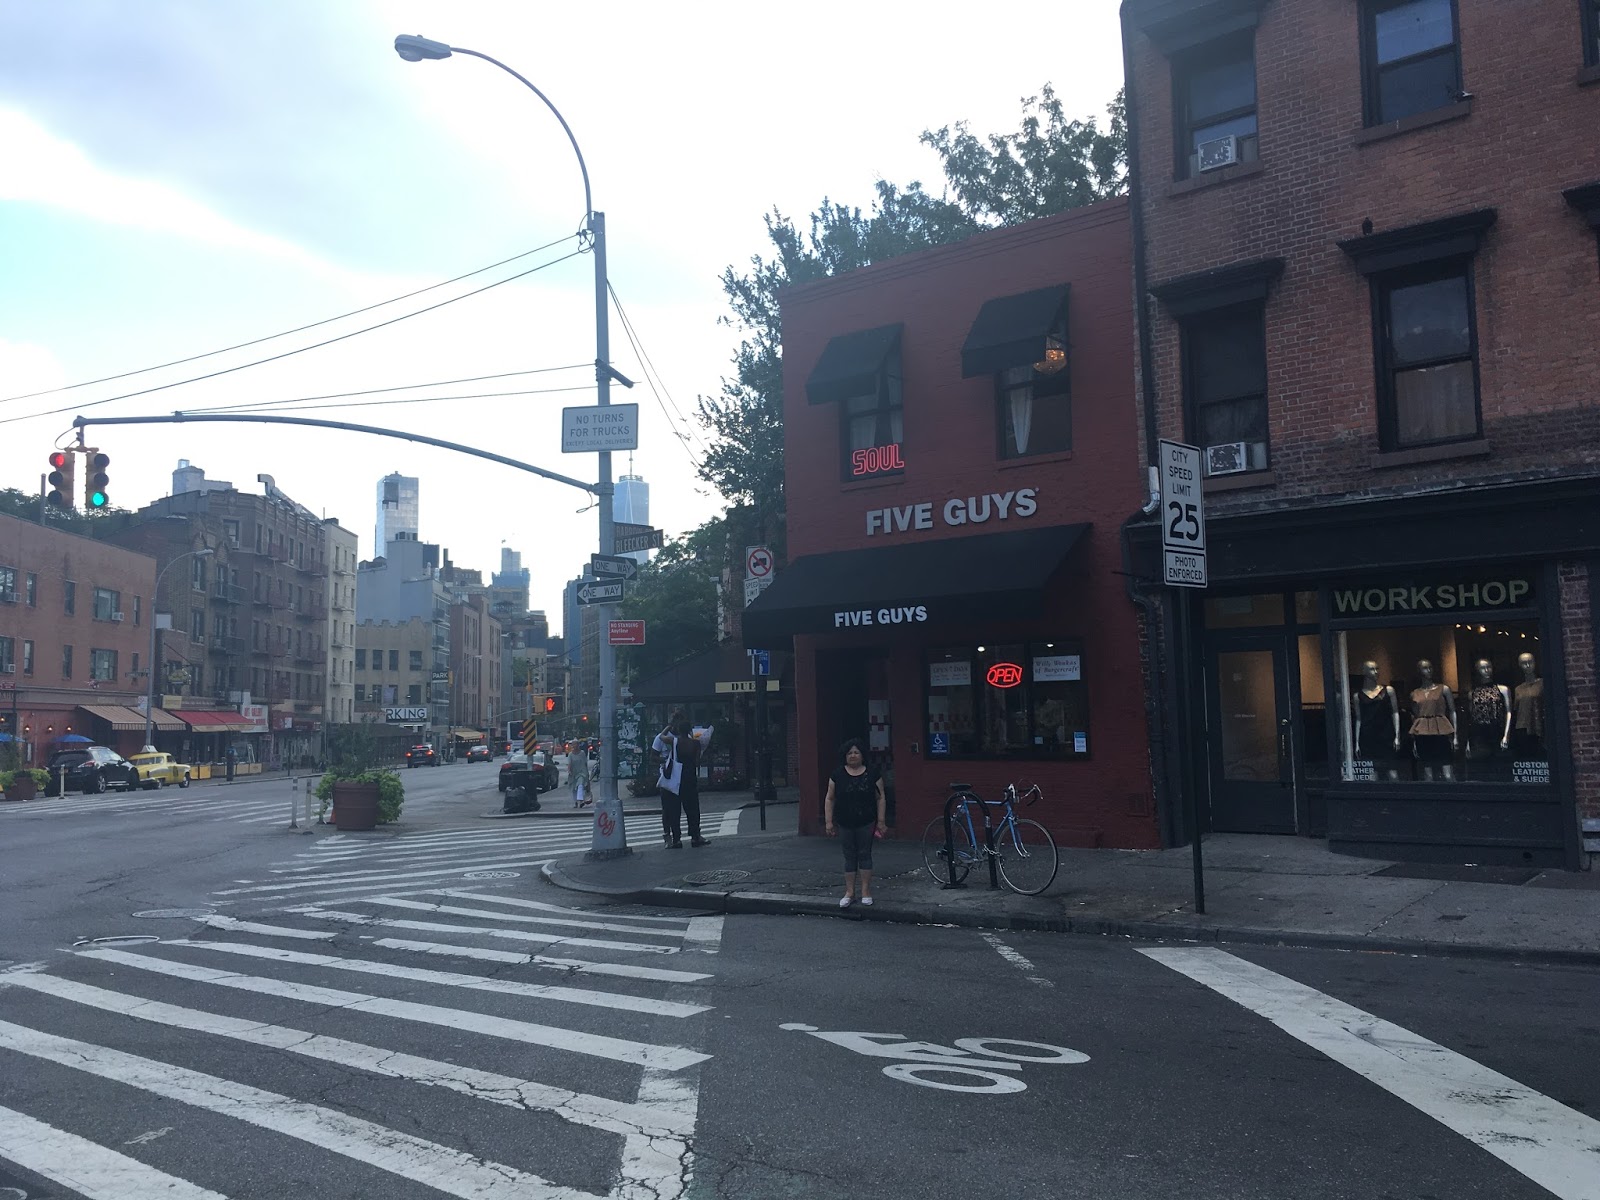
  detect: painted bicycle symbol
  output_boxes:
[780,1023,1088,1094]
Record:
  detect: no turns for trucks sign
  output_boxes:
[1159,440,1207,589]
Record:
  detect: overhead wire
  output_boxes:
[184,383,596,417]
[0,234,582,405]
[0,242,590,429]
[175,363,590,416]
[607,282,712,466]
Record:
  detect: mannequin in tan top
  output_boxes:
[1409,658,1456,781]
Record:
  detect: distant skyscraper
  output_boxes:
[615,474,650,564]
[376,474,419,552]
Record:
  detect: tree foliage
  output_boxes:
[617,516,726,683]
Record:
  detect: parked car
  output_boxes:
[127,751,192,790]
[43,746,140,795]
[406,744,440,768]
[465,744,491,763]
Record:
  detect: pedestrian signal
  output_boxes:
[544,696,557,713]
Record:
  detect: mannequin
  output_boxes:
[1464,658,1512,768]
[1512,652,1544,758]
[1408,658,1456,780]
[1353,660,1400,780]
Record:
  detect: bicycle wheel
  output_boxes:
[995,818,1058,895]
[921,814,976,885]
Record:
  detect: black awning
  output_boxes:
[742,523,1090,646]
[805,324,902,405]
[960,284,1069,378]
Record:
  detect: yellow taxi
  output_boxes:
[127,751,193,790]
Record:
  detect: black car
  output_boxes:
[405,744,440,768]
[43,746,140,795]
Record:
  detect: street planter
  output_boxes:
[0,770,48,803]
[332,780,380,831]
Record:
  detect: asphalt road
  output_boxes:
[1,770,1595,1200]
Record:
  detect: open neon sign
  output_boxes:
[851,444,905,476]
[985,663,1024,689]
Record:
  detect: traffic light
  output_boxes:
[46,451,75,509]
[86,452,110,510]
[544,695,557,714]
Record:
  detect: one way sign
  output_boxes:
[576,579,625,606]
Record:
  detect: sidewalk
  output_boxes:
[544,796,1600,966]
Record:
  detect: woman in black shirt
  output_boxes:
[823,738,887,908]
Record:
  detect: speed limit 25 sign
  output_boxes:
[1159,439,1208,589]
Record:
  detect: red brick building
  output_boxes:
[0,512,170,762]
[745,199,1161,848]
[1122,0,1600,865]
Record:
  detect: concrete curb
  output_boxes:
[482,807,661,821]
[538,861,1600,967]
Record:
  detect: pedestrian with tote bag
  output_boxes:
[653,711,713,848]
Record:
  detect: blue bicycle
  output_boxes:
[920,782,1059,895]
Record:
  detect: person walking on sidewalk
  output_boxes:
[824,738,887,908]
[569,741,591,808]
[653,712,712,848]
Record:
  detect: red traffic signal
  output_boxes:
[46,449,75,509]
[544,696,557,713]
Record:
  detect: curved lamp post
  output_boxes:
[394,34,627,856]
[145,547,214,752]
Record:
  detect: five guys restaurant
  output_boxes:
[743,199,1163,848]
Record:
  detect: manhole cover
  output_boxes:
[133,908,215,919]
[682,870,751,886]
[71,935,160,948]
[463,870,520,880]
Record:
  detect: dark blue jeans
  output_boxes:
[838,823,875,871]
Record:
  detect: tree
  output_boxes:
[617,516,727,683]
[696,88,1126,548]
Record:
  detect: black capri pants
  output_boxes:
[838,823,875,871]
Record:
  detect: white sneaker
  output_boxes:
[839,896,853,908]
[859,897,874,907]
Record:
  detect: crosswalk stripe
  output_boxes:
[1140,947,1600,1200]
[717,808,742,837]
[74,946,707,1069]
[683,916,726,952]
[432,889,693,925]
[175,939,710,1018]
[0,1101,229,1200]
[270,834,592,873]
[359,896,690,938]
[290,909,682,954]
[371,938,713,983]
[214,857,554,895]
[309,827,589,854]
[260,880,552,908]
[196,915,336,940]
[0,1017,593,1199]
[0,971,694,1141]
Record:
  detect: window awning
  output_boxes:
[450,728,484,741]
[742,524,1090,645]
[77,704,150,731]
[805,324,902,405]
[960,284,1070,378]
[172,710,257,732]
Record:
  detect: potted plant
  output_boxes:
[1,768,51,802]
[315,769,404,831]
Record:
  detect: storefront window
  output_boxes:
[1204,593,1285,628]
[1334,620,1548,784]
[925,640,1088,760]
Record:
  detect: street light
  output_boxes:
[396,34,628,857]
[145,548,214,752]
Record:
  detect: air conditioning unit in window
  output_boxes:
[1196,134,1239,173]
[0,665,14,674]
[0,592,15,604]
[1206,442,1251,476]
[111,611,126,622]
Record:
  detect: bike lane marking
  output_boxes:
[1141,947,1600,1200]
[779,1024,1089,1094]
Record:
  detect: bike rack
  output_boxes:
[942,785,1002,891]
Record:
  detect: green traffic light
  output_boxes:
[89,491,108,508]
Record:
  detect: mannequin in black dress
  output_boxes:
[1353,660,1400,780]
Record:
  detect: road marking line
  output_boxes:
[264,881,547,908]
[0,1019,593,1199]
[0,1102,227,1200]
[195,915,336,940]
[72,947,706,1070]
[717,808,742,837]
[683,915,725,954]
[979,933,1055,989]
[372,937,712,982]
[175,939,710,1018]
[0,972,692,1140]
[1140,947,1600,1200]
[269,834,592,872]
[287,909,681,954]
[359,896,689,938]
[213,857,553,894]
[432,889,692,925]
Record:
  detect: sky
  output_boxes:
[0,0,1126,635]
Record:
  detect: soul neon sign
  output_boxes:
[851,443,905,477]
[985,662,1024,689]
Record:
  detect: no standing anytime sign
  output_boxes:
[1159,439,1207,589]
